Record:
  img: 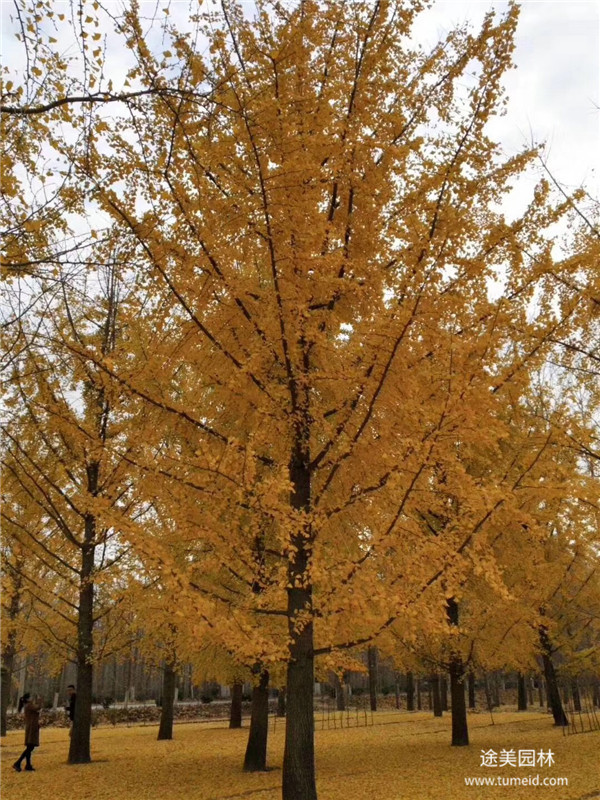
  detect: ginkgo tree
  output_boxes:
[2,1,597,799]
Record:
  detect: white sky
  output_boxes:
[1,0,598,195]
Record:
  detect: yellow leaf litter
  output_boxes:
[1,712,598,800]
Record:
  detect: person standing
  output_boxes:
[65,684,76,736]
[13,693,42,772]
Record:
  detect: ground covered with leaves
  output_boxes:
[2,712,598,800]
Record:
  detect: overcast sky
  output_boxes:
[416,1,599,196]
[2,0,598,195]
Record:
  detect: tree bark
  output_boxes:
[517,673,527,711]
[431,674,443,717]
[243,670,269,772]
[277,687,286,717]
[416,678,422,710]
[406,672,414,711]
[440,676,448,712]
[539,628,568,726]
[157,662,177,740]
[468,671,476,710]
[68,516,96,764]
[229,681,243,729]
[367,647,378,712]
[447,599,468,745]
[282,450,317,800]
[570,679,581,713]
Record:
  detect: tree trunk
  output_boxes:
[0,654,14,737]
[431,674,443,717]
[468,671,476,710]
[539,628,568,727]
[527,676,534,707]
[570,679,581,713]
[282,451,317,800]
[517,673,527,710]
[243,670,269,772]
[447,599,468,745]
[367,647,378,712]
[537,677,544,707]
[157,662,177,740]
[277,687,286,717]
[416,678,422,710]
[406,672,414,711]
[491,673,501,707]
[69,527,95,764]
[394,675,401,710]
[229,681,243,729]
[440,676,448,712]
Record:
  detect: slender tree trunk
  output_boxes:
[539,628,568,727]
[69,521,95,764]
[416,678,422,710]
[157,662,177,740]
[229,681,243,729]
[517,673,527,711]
[537,677,544,707]
[282,449,317,800]
[367,647,378,712]
[468,671,476,710]
[440,676,448,712]
[243,670,269,772]
[491,673,501,707]
[570,679,581,713]
[431,674,443,717]
[1,565,22,737]
[394,675,401,710]
[406,672,415,711]
[527,676,534,707]
[277,687,286,717]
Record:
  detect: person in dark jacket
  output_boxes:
[66,684,76,722]
[65,684,76,736]
[13,693,42,772]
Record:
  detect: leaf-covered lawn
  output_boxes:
[2,712,598,800]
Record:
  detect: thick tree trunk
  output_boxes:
[468,671,476,710]
[447,599,468,746]
[277,687,286,717]
[431,674,443,717]
[517,673,527,711]
[69,529,95,764]
[229,681,243,728]
[406,672,415,711]
[282,451,317,800]
[243,670,269,772]
[157,662,177,740]
[539,628,568,727]
[367,647,378,712]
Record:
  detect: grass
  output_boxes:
[2,711,599,800]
